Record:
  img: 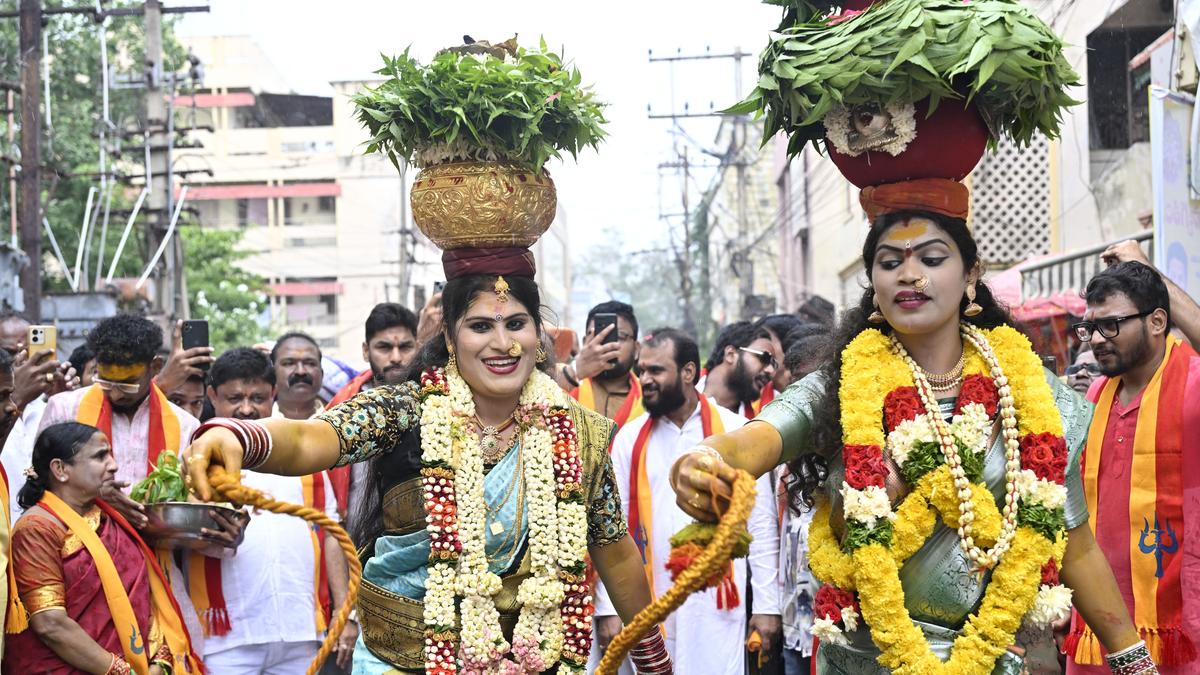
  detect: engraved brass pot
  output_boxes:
[410,161,556,250]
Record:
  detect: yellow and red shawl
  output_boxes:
[75,383,181,476]
[1068,336,1198,666]
[571,372,645,432]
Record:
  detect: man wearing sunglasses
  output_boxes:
[702,321,778,418]
[1063,261,1200,672]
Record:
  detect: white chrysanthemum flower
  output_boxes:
[951,403,992,450]
[812,617,849,646]
[1015,469,1040,500]
[1034,481,1068,510]
[840,606,860,633]
[841,484,893,528]
[886,414,933,466]
[1026,584,1073,628]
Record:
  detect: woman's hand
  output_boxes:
[182,427,244,502]
[670,448,738,522]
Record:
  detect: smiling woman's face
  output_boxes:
[449,290,540,401]
[872,216,972,336]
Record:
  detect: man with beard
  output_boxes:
[0,312,75,517]
[36,314,212,647]
[325,303,420,519]
[594,328,780,674]
[272,332,325,421]
[566,301,644,429]
[195,347,355,674]
[1065,261,1200,673]
[703,321,778,418]
[750,315,806,416]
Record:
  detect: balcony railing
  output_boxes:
[1020,230,1153,302]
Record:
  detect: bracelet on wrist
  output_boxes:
[562,363,580,387]
[192,418,274,470]
[1105,640,1158,675]
[106,654,132,675]
[629,628,672,674]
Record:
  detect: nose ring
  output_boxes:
[914,276,930,291]
[508,341,523,358]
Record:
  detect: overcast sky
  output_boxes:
[175,0,782,255]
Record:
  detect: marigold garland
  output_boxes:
[809,324,1072,672]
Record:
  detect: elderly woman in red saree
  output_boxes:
[4,422,203,675]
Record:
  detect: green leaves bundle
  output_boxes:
[728,0,1081,156]
[131,453,189,505]
[353,39,608,172]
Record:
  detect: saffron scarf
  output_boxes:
[39,492,204,675]
[325,369,376,516]
[76,383,182,476]
[0,464,24,634]
[572,372,645,430]
[1069,336,1197,666]
[627,395,726,601]
[751,383,776,416]
[185,472,332,637]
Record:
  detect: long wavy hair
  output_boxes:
[349,274,551,546]
[785,211,1015,512]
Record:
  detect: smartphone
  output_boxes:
[26,325,56,361]
[1041,354,1058,375]
[433,280,446,294]
[593,313,619,345]
[181,320,210,370]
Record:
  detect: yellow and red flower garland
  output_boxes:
[417,366,593,675]
[809,324,1072,674]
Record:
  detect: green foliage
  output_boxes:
[353,39,608,171]
[180,227,267,353]
[843,519,893,551]
[1017,502,1065,541]
[729,0,1081,156]
[898,440,944,484]
[131,453,188,504]
[669,522,753,558]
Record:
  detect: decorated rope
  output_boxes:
[595,469,758,675]
[207,467,361,675]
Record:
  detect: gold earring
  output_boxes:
[964,283,983,317]
[508,340,524,358]
[446,343,457,370]
[536,344,548,364]
[868,293,885,324]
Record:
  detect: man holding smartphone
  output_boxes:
[564,301,644,430]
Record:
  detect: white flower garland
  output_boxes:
[823,101,918,157]
[420,365,590,674]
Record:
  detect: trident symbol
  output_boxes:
[633,524,649,565]
[129,625,145,655]
[1138,512,1179,579]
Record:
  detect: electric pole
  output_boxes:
[18,0,41,319]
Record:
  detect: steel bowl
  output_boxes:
[141,501,249,551]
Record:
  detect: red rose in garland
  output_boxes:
[815,585,858,622]
[844,444,887,489]
[883,387,924,432]
[1041,559,1060,586]
[955,374,999,417]
[1021,432,1068,484]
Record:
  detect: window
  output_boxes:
[1088,23,1172,149]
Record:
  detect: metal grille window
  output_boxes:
[1088,26,1172,150]
[970,136,1051,266]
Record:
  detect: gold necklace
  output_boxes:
[474,413,516,464]
[484,443,522,535]
[918,351,965,393]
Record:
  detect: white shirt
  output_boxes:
[38,385,201,488]
[595,400,780,675]
[2,396,46,517]
[203,470,339,656]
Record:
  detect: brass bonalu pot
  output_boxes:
[409,161,557,250]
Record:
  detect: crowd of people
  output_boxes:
[0,231,1189,674]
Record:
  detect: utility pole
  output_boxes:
[143,0,172,316]
[647,46,755,326]
[18,0,41,319]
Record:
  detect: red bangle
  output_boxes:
[192,418,273,469]
[106,654,132,675]
[629,628,672,674]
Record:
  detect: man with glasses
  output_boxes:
[703,321,778,418]
[1063,261,1200,673]
[565,301,645,430]
[36,314,212,649]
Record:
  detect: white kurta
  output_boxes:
[594,400,780,675]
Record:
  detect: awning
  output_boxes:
[989,259,1087,322]
[268,281,343,296]
[182,182,342,201]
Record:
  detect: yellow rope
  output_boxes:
[595,470,758,675]
[208,468,361,675]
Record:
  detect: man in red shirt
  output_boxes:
[1066,260,1200,674]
